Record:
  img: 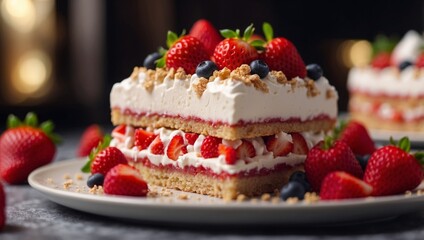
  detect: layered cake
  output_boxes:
[109,21,338,199]
[348,31,424,133]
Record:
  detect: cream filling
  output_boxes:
[110,127,324,175]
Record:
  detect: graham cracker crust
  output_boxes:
[112,109,336,140]
[130,161,303,200]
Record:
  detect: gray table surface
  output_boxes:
[2,129,424,240]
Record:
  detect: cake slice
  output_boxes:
[108,21,338,199]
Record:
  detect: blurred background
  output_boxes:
[0,0,423,131]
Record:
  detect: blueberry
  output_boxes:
[306,64,323,80]
[399,60,413,71]
[355,154,371,170]
[250,60,269,78]
[87,173,105,188]
[143,52,161,70]
[280,181,306,201]
[196,61,218,78]
[289,171,311,192]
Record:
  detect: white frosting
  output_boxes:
[110,72,338,125]
[110,127,324,175]
[392,30,423,65]
[348,66,424,97]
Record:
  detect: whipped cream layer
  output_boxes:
[348,66,424,97]
[110,126,324,175]
[110,68,338,125]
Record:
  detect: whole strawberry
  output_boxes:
[0,113,60,184]
[213,24,259,70]
[81,136,128,175]
[189,19,223,56]
[320,171,372,200]
[77,124,103,157]
[305,137,364,192]
[157,31,210,74]
[335,121,376,156]
[0,182,5,230]
[364,137,423,196]
[261,22,306,79]
[103,164,149,196]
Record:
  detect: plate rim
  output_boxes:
[28,158,424,224]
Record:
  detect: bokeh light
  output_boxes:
[1,0,36,33]
[11,50,52,96]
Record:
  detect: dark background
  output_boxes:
[1,0,423,132]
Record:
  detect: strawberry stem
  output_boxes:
[25,112,38,127]
[262,22,274,42]
[7,114,21,128]
[323,135,333,150]
[390,136,411,152]
[333,120,347,140]
[6,112,61,144]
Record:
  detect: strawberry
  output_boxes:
[415,52,424,68]
[213,24,259,70]
[236,140,256,159]
[149,136,164,155]
[261,22,306,79]
[265,133,293,157]
[335,121,376,156]
[81,136,128,175]
[91,147,128,175]
[218,144,237,165]
[134,129,156,150]
[291,133,309,155]
[77,124,103,157]
[200,136,221,158]
[320,171,373,200]
[166,135,187,160]
[0,182,5,230]
[0,113,60,184]
[157,31,209,74]
[111,124,126,142]
[189,19,223,56]
[305,138,364,192]
[371,52,391,69]
[363,137,423,196]
[103,164,148,196]
[184,133,199,145]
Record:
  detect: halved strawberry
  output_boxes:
[320,171,373,200]
[134,129,156,150]
[236,140,256,159]
[184,133,199,145]
[218,144,237,165]
[213,24,259,70]
[111,124,126,142]
[291,133,309,155]
[103,164,149,196]
[150,136,164,155]
[189,19,223,56]
[77,124,103,157]
[200,136,221,158]
[266,133,294,157]
[166,135,187,160]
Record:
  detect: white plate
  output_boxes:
[370,129,424,145]
[28,159,424,226]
